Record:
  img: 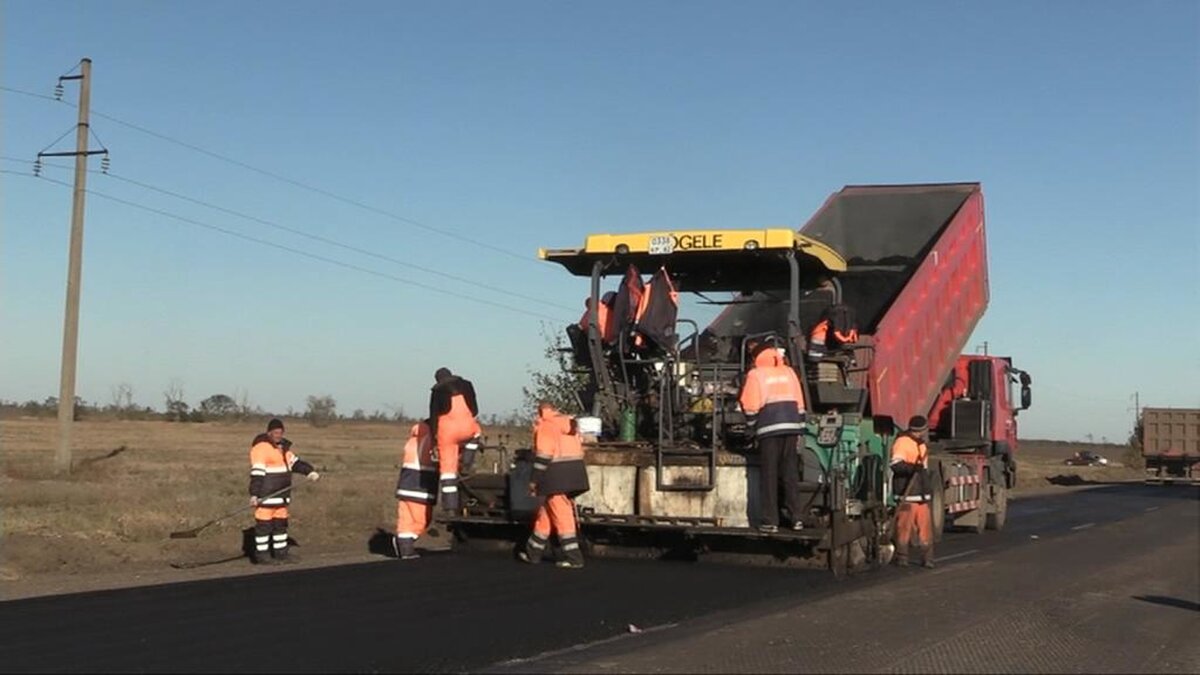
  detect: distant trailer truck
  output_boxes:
[1141,408,1200,485]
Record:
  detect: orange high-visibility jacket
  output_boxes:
[739,349,806,438]
[396,421,439,504]
[890,434,932,502]
[249,435,314,505]
[531,410,590,497]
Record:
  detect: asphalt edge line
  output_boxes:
[489,622,679,669]
[935,548,980,563]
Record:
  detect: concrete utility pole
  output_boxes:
[53,58,93,473]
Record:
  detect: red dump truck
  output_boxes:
[453,182,1033,570]
[798,183,1033,540]
[1141,408,1200,484]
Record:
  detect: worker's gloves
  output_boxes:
[307,471,321,482]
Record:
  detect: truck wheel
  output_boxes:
[986,485,1008,531]
[930,464,945,543]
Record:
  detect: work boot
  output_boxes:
[919,546,935,569]
[519,534,548,564]
[273,548,296,565]
[254,552,276,566]
[758,524,779,534]
[397,538,420,561]
[893,546,910,567]
[557,536,585,569]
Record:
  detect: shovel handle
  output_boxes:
[169,484,297,539]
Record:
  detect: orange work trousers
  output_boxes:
[254,505,289,521]
[436,417,481,477]
[532,494,578,539]
[396,500,432,540]
[895,502,932,548]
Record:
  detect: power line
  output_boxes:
[3,155,575,312]
[2,84,538,264]
[4,170,571,323]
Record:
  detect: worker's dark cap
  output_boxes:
[434,367,453,382]
[267,418,285,432]
[907,415,928,433]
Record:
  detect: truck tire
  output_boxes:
[930,464,945,543]
[986,484,1008,531]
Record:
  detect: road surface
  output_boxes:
[1,483,1196,673]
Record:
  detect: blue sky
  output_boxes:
[2,1,1197,441]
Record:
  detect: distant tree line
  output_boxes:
[0,381,417,426]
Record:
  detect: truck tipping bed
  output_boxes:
[800,183,989,427]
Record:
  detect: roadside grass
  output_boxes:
[1,418,526,580]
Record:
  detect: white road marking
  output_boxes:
[936,549,980,563]
[493,622,678,668]
[1008,506,1054,517]
[1071,522,1096,531]
[1145,506,1159,512]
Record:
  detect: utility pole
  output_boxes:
[48,58,94,473]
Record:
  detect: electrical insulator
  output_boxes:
[54,82,64,100]
[101,154,111,174]
[33,158,42,176]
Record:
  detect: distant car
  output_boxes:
[1064,450,1109,466]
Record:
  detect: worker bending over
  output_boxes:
[428,367,481,512]
[393,419,438,560]
[519,402,590,569]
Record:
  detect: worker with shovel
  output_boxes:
[891,415,934,568]
[249,418,319,564]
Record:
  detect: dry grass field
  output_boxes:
[1,417,1140,588]
[0,417,529,584]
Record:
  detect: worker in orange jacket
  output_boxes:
[519,402,590,568]
[891,415,935,568]
[578,291,615,342]
[249,418,319,564]
[428,368,481,512]
[393,419,438,560]
[739,342,807,533]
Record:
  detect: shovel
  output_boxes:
[170,485,295,539]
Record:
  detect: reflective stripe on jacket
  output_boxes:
[739,349,806,438]
[531,410,590,497]
[248,435,313,505]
